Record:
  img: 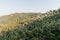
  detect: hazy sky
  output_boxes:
[0,0,60,16]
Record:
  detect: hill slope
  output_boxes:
[0,9,60,40]
[0,13,45,32]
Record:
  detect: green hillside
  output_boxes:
[0,8,60,40]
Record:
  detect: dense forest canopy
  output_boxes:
[0,8,60,40]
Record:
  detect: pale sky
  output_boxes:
[0,0,60,16]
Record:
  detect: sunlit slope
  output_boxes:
[0,13,43,27]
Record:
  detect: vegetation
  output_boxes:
[0,8,60,40]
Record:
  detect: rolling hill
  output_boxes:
[0,8,60,40]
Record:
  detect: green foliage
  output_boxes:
[0,8,60,40]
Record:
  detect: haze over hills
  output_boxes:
[0,8,60,40]
[0,0,60,16]
[0,8,59,29]
[0,0,60,40]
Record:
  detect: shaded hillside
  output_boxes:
[24,13,60,40]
